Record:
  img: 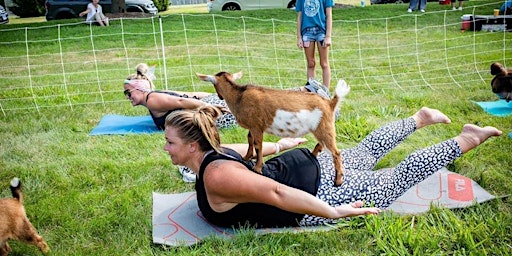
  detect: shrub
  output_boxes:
[152,0,169,11]
[10,0,46,17]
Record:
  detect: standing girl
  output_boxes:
[296,0,334,88]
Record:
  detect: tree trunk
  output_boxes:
[112,0,126,13]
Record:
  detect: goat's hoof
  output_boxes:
[334,177,344,186]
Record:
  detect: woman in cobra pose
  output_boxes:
[161,105,501,227]
[123,63,237,130]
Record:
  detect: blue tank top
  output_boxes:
[196,147,321,228]
[296,0,335,34]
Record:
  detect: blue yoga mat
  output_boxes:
[89,115,161,135]
[473,100,512,117]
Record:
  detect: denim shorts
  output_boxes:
[302,26,326,45]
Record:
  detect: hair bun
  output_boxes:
[135,63,150,75]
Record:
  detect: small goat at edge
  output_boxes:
[0,178,50,256]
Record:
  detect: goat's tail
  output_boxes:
[10,177,23,203]
[331,79,350,110]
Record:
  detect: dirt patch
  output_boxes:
[334,3,356,8]
[107,12,155,19]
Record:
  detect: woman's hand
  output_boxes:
[333,201,381,218]
[205,104,231,115]
[276,137,307,151]
[216,105,232,115]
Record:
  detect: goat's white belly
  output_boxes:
[265,108,322,137]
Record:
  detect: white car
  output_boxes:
[0,5,8,24]
[207,0,296,12]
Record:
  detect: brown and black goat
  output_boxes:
[490,62,512,102]
[196,71,350,186]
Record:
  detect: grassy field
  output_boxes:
[1,0,511,255]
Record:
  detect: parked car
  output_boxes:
[125,0,157,14]
[207,0,296,12]
[45,0,157,21]
[0,5,9,24]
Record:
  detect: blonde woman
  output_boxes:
[162,105,500,227]
[123,63,237,130]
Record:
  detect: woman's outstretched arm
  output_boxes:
[222,137,308,158]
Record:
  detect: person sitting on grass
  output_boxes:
[161,105,501,228]
[79,0,109,26]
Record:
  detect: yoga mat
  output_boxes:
[386,168,496,214]
[89,115,161,135]
[473,100,512,116]
[153,168,496,246]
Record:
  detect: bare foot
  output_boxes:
[456,124,502,153]
[413,107,451,129]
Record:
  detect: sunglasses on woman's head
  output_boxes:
[123,89,137,97]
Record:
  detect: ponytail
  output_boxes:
[165,105,224,153]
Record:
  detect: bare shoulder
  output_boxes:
[204,159,247,181]
[203,159,278,207]
[203,159,268,191]
[203,159,253,196]
[146,92,179,108]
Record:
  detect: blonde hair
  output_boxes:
[165,105,224,153]
[125,63,156,90]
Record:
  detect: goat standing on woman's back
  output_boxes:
[196,71,350,186]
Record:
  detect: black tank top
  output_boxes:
[146,91,199,130]
[196,147,321,228]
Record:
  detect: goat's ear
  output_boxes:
[232,71,243,80]
[196,73,217,84]
[490,62,506,76]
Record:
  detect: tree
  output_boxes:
[10,0,45,17]
[112,0,125,13]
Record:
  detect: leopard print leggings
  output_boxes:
[299,117,463,226]
[200,94,237,129]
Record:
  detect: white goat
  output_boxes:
[196,71,350,186]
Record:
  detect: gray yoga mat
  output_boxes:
[152,167,497,246]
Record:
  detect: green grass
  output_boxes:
[1,1,511,255]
